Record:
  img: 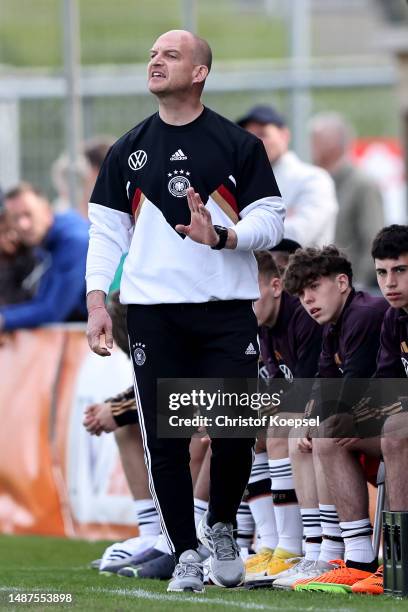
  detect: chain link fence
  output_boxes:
[0,0,402,201]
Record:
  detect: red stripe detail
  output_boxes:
[217,184,238,214]
[131,188,142,215]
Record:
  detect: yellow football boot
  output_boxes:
[245,548,275,576]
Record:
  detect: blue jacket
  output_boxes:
[0,211,89,330]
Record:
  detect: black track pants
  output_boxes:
[127,300,258,559]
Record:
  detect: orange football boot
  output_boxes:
[292,559,340,589]
[294,560,372,593]
[352,565,383,595]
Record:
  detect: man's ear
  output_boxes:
[270,276,283,298]
[336,273,350,293]
[282,126,291,148]
[192,64,208,85]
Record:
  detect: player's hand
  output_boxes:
[83,403,117,435]
[297,436,313,452]
[175,188,219,246]
[86,306,113,356]
[334,437,361,449]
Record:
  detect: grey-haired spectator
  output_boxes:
[309,112,384,288]
[51,136,115,218]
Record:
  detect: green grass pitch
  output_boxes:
[1,535,408,611]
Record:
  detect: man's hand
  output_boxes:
[297,436,313,452]
[176,188,219,246]
[86,290,113,356]
[83,402,117,435]
[176,188,237,248]
[334,437,361,449]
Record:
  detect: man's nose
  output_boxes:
[386,273,396,287]
[18,217,31,231]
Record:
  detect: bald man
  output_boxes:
[309,113,384,288]
[85,30,284,593]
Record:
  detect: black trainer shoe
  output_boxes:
[118,552,175,579]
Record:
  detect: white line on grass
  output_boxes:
[86,586,353,612]
[0,586,357,612]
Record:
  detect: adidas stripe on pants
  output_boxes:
[127,300,258,560]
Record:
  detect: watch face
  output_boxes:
[213,225,228,249]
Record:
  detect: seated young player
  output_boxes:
[284,245,388,593]
[350,225,408,595]
[245,250,324,583]
[237,240,303,563]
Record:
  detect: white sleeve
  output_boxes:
[234,195,285,251]
[86,203,133,295]
[284,170,338,245]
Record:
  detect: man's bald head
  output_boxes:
[155,30,212,71]
[148,30,212,98]
[191,34,212,72]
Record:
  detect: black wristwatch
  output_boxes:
[211,225,229,250]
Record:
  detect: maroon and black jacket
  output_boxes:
[312,289,388,421]
[259,291,322,412]
[375,307,408,378]
[319,290,388,379]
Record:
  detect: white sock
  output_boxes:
[269,458,302,555]
[194,497,208,530]
[154,533,171,554]
[319,504,345,562]
[340,518,375,564]
[249,496,278,550]
[236,501,255,549]
[134,499,160,537]
[300,508,322,561]
[247,452,278,550]
[249,452,270,484]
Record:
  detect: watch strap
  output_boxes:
[211,225,229,250]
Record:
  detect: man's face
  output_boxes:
[375,255,408,309]
[243,122,289,164]
[0,216,19,255]
[310,128,342,170]
[310,129,328,167]
[5,191,52,247]
[254,273,282,326]
[148,31,200,97]
[299,275,349,325]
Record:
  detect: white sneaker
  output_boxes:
[99,535,158,572]
[167,549,204,593]
[197,513,244,588]
[273,558,334,589]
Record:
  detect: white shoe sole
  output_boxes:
[167,586,205,593]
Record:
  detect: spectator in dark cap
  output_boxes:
[237,105,338,247]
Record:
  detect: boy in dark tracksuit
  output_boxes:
[372,225,408,514]
[245,251,323,581]
[284,246,388,592]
